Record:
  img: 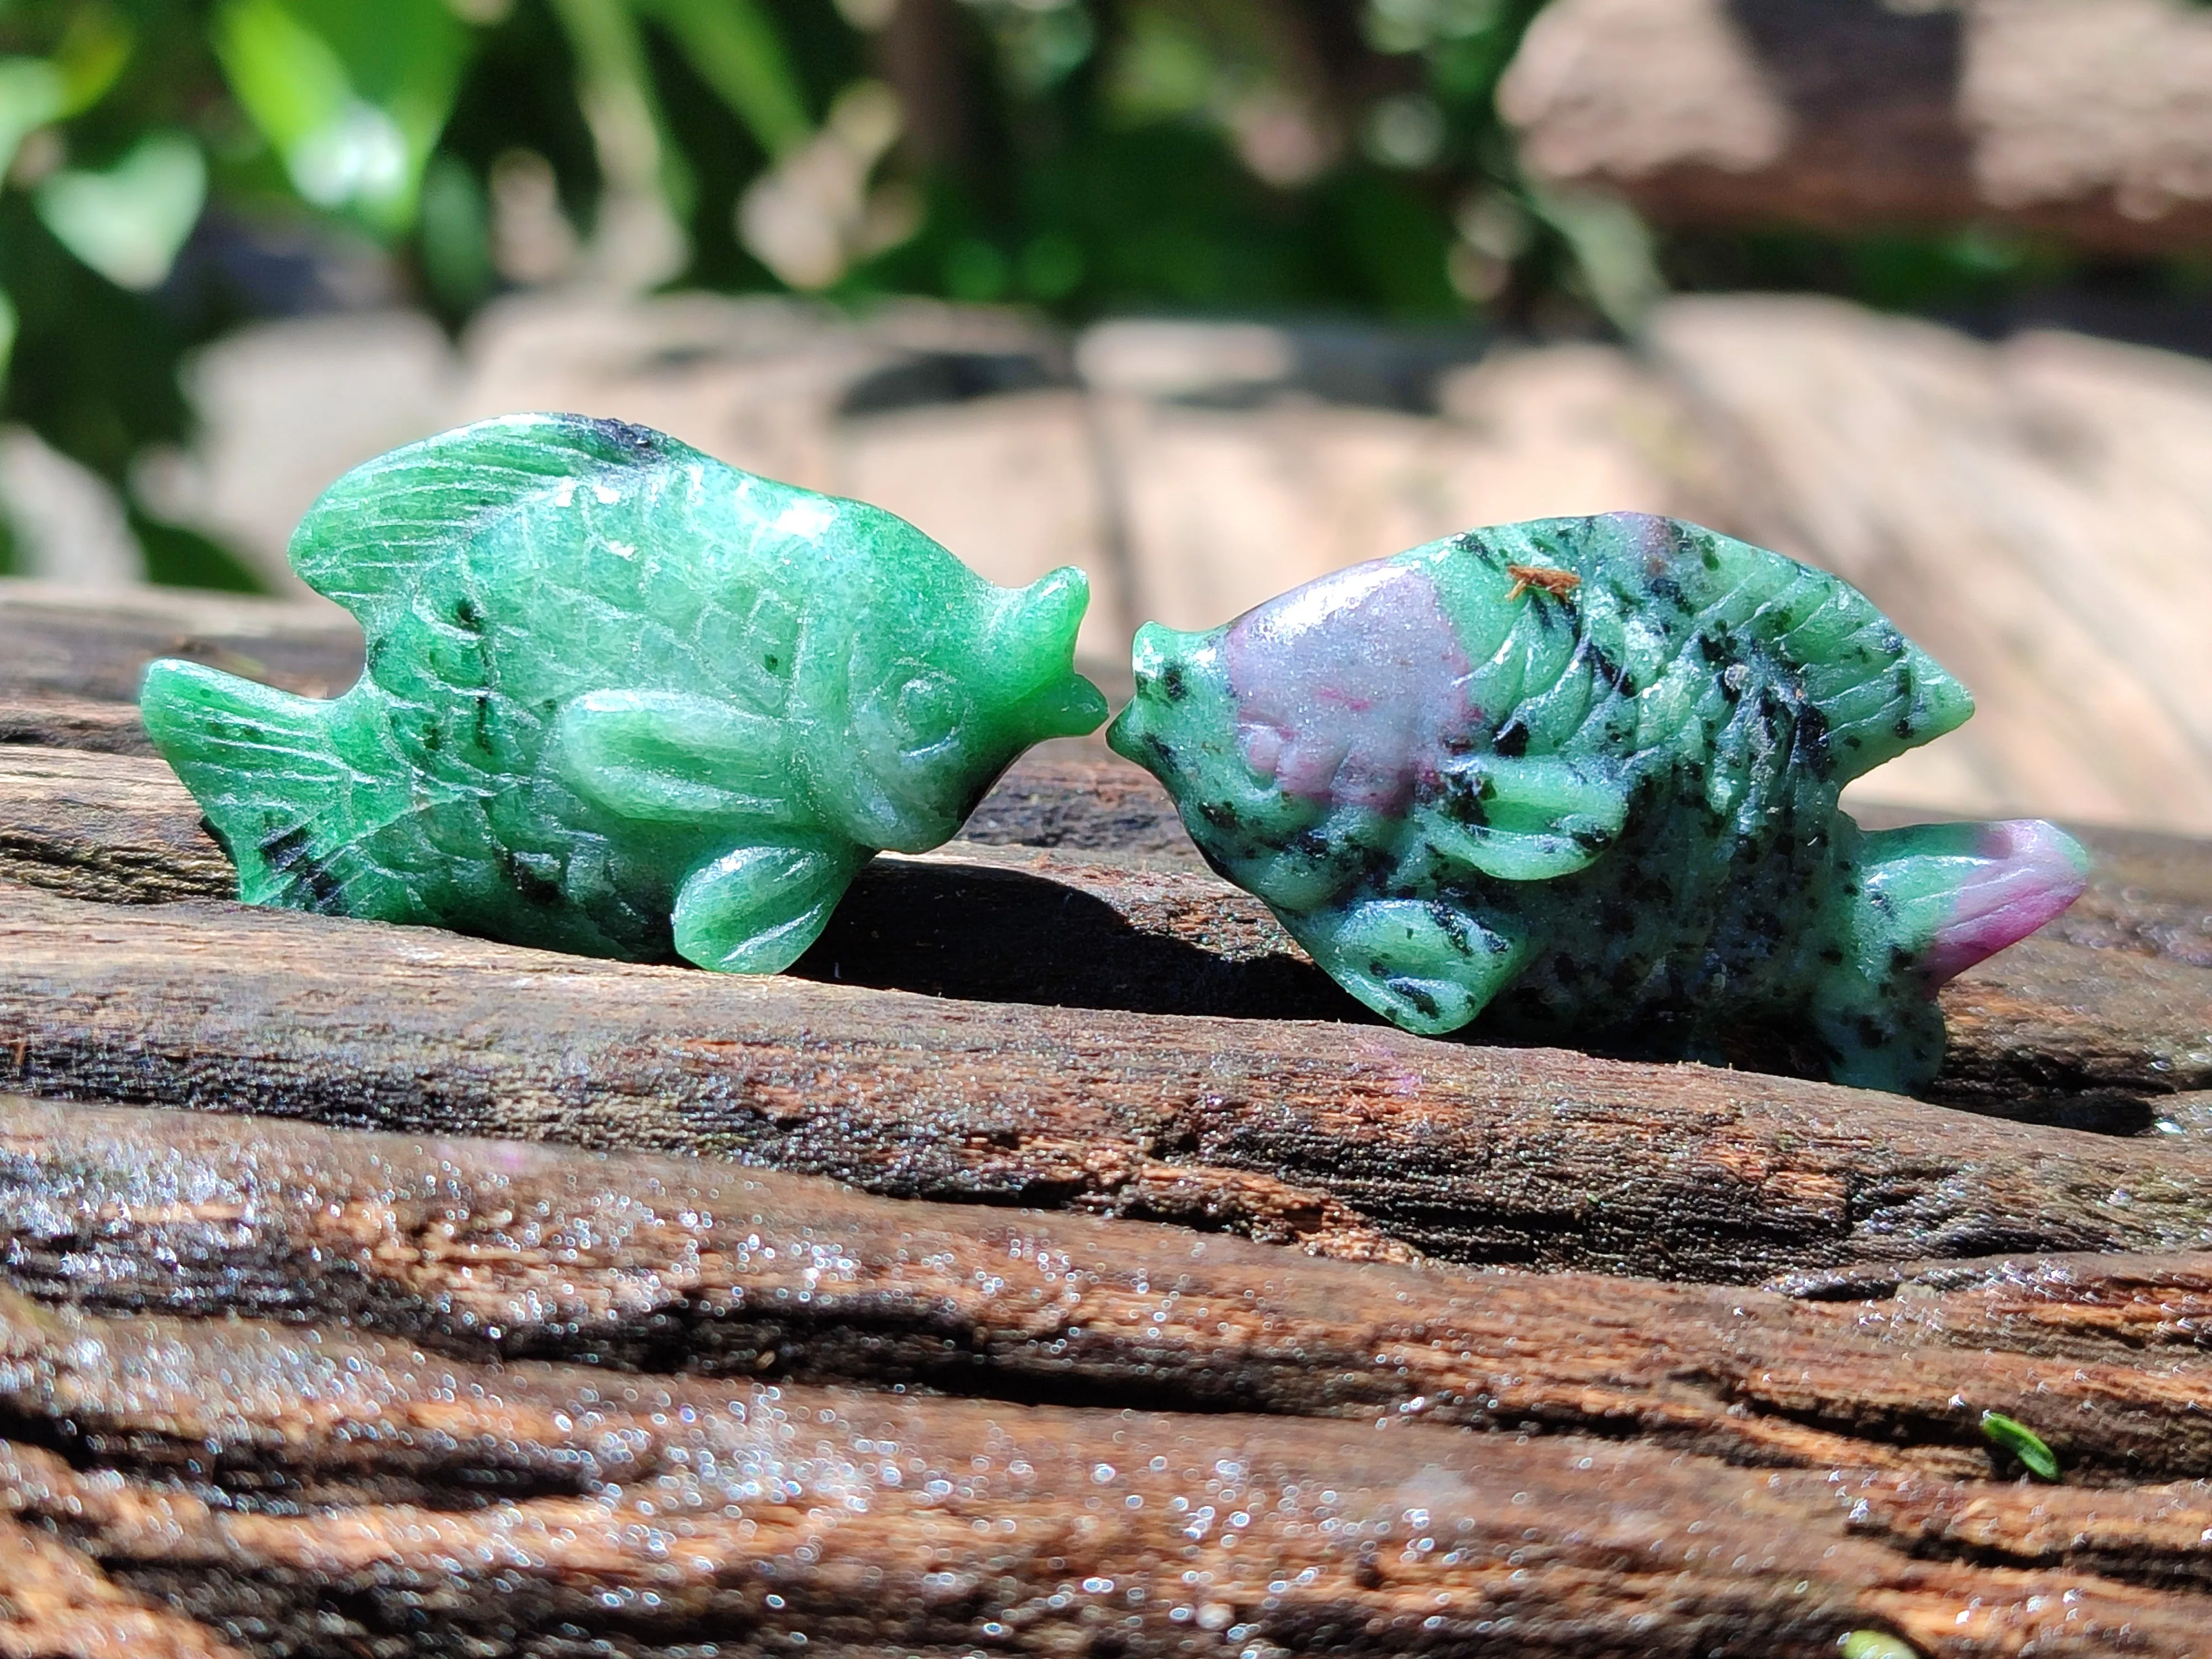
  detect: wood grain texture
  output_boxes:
[0,747,233,904]
[0,581,361,706]
[0,694,159,756]
[6,873,2212,1279]
[3,744,2205,1113]
[3,1102,2212,1656]
[8,1312,2210,1659]
[6,1098,2212,1482]
[1500,0,2212,258]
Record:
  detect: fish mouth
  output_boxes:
[1103,701,1149,772]
[1035,674,1109,739]
[997,566,1108,743]
[1103,693,1157,776]
[1107,620,1204,785]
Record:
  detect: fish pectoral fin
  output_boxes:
[673,838,867,974]
[1292,898,1527,1036]
[552,690,788,823]
[1426,756,1628,882]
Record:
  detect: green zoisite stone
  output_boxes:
[140,413,1107,974]
[1108,512,2089,1093]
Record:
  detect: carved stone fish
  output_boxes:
[1108,512,2087,1092]
[142,413,1106,973]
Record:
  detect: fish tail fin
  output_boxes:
[1808,817,2085,1092]
[140,659,349,909]
[1854,818,2090,988]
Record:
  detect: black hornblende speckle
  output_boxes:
[1395,982,1441,1020]
[583,416,665,458]
[498,846,565,907]
[260,824,312,870]
[261,826,342,910]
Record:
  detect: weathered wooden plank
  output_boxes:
[4,744,2206,1112]
[1,1268,2209,1657]
[1501,0,2212,260]
[0,746,233,904]
[0,1505,247,1659]
[10,1204,2200,1648]
[2159,1089,2212,1139]
[0,580,361,705]
[1938,935,2212,1104]
[0,692,158,755]
[9,1106,2212,1654]
[5,1097,2212,1483]
[5,878,2212,1280]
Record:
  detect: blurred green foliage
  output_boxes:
[0,0,1599,584]
[0,0,2188,589]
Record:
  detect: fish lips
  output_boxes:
[1108,620,1215,786]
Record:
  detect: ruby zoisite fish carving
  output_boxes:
[1108,513,2087,1091]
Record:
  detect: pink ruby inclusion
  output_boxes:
[1918,818,2091,985]
[1224,560,1478,816]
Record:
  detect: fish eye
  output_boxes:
[893,669,963,754]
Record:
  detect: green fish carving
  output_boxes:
[141,413,1107,972]
[1108,513,2088,1092]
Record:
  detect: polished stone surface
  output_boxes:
[1109,512,2087,1091]
[142,413,1104,973]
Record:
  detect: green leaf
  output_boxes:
[213,0,353,155]
[1839,1632,1919,1659]
[547,0,692,217]
[419,154,494,311]
[0,288,15,390]
[211,0,471,232]
[0,57,67,178]
[288,0,471,168]
[1979,1410,2060,1480]
[1528,184,1664,332]
[50,3,134,113]
[34,132,207,291]
[639,0,811,159]
[0,5,133,178]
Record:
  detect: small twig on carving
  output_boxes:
[1506,564,1582,601]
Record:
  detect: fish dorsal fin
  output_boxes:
[1458,515,1974,786]
[289,413,704,633]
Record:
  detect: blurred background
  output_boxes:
[0,0,2208,829]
